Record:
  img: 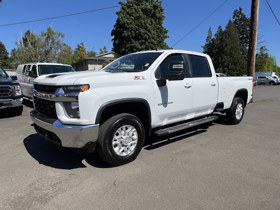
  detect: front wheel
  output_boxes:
[97,113,145,166]
[226,97,245,125]
[269,81,274,86]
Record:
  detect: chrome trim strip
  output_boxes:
[32,87,78,102]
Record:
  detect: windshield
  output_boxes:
[0,67,8,79]
[38,65,75,76]
[104,52,162,72]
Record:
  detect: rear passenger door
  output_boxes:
[188,54,218,117]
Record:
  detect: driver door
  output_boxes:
[153,53,194,127]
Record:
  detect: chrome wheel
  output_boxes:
[235,103,243,120]
[112,125,138,156]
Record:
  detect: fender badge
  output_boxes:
[134,76,147,80]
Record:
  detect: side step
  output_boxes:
[154,115,218,136]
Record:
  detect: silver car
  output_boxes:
[256,76,278,85]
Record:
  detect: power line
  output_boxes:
[0,5,120,27]
[265,0,280,25]
[172,0,229,48]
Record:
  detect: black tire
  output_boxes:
[226,97,245,125]
[269,81,274,86]
[13,106,23,116]
[97,113,145,166]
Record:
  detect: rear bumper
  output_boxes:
[30,110,99,149]
[0,98,23,109]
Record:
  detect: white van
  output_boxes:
[16,63,75,98]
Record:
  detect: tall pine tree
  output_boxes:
[111,0,169,55]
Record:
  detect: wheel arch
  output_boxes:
[233,89,248,107]
[96,98,152,136]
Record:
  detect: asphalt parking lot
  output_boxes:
[0,86,280,210]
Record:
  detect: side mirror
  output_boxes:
[28,71,37,78]
[11,76,17,81]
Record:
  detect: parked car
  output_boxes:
[256,76,278,85]
[0,67,23,115]
[30,49,253,166]
[16,63,75,98]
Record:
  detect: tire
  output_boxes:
[97,113,145,166]
[226,97,245,125]
[269,81,274,86]
[13,106,23,116]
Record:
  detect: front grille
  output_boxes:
[34,84,60,94]
[34,96,57,118]
[0,86,13,99]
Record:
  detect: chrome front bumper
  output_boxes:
[0,98,23,109]
[30,110,99,149]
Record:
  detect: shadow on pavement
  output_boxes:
[23,134,111,169]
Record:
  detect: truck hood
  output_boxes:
[33,70,148,87]
[0,77,19,85]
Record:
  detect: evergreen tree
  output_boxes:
[0,41,9,68]
[111,0,169,55]
[72,42,87,64]
[232,8,250,60]
[219,21,246,76]
[202,22,246,76]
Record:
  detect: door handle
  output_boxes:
[184,83,192,88]
[211,82,216,87]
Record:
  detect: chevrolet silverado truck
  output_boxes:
[30,50,253,166]
[0,67,23,115]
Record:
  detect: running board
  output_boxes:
[154,115,218,136]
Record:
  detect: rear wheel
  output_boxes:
[97,113,145,166]
[269,81,274,86]
[226,97,245,125]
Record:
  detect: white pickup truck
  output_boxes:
[30,50,253,166]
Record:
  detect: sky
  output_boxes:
[0,0,279,65]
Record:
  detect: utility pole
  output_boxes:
[247,0,260,77]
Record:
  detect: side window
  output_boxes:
[155,54,189,79]
[30,65,37,77]
[24,65,31,76]
[189,55,212,77]
[22,65,27,75]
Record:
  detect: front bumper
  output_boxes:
[0,98,23,109]
[30,110,99,149]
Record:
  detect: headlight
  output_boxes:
[13,85,22,96]
[62,84,90,93]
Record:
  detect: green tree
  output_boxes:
[9,27,67,68]
[72,42,87,64]
[111,0,169,55]
[0,41,9,68]
[10,30,43,66]
[41,27,65,62]
[57,44,73,64]
[255,46,278,73]
[232,7,250,60]
[87,50,96,57]
[202,21,246,76]
[219,21,246,76]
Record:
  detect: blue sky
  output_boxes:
[0,0,279,65]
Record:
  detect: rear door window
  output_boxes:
[189,55,212,77]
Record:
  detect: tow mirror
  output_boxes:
[11,76,17,81]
